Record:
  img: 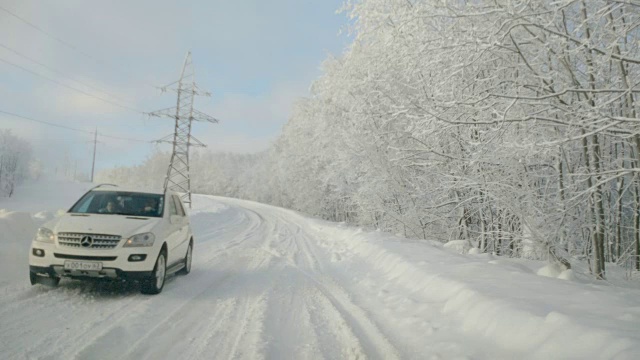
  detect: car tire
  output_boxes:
[141,249,167,295]
[29,271,38,285]
[178,241,193,275]
[30,272,60,287]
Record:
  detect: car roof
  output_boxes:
[90,184,167,196]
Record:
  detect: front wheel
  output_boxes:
[141,250,166,295]
[178,242,193,275]
[30,272,60,287]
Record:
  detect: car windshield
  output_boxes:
[69,191,164,218]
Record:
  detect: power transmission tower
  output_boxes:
[148,51,218,208]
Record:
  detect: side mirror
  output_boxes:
[170,215,182,224]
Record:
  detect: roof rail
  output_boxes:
[89,183,119,191]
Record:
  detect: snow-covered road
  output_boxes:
[2,193,640,359]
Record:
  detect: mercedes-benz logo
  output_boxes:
[80,235,93,248]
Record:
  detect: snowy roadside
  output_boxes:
[306,220,640,359]
[1,182,640,359]
[0,180,92,287]
[0,211,40,288]
[223,198,640,359]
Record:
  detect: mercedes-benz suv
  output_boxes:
[28,185,194,295]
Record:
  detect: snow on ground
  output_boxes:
[1,181,640,359]
[0,179,92,213]
[0,180,93,288]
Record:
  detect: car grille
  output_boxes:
[54,253,117,261]
[57,233,122,249]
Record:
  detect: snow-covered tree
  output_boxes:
[100,0,640,279]
[0,130,32,197]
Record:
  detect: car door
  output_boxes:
[165,194,182,266]
[171,195,190,259]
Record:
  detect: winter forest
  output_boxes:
[0,130,32,198]
[97,0,640,280]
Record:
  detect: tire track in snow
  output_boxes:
[225,293,269,360]
[1,202,257,356]
[272,209,401,359]
[305,286,367,359]
[4,195,409,360]
[45,202,261,358]
[261,272,324,359]
[224,201,402,360]
[71,209,270,359]
[115,272,240,360]
[2,284,145,359]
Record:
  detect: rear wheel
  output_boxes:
[178,241,193,275]
[141,250,166,295]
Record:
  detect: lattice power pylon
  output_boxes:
[148,51,218,208]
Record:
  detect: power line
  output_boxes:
[0,109,150,143]
[0,56,144,113]
[0,109,89,134]
[0,4,159,90]
[99,132,150,143]
[0,42,138,107]
[0,5,77,51]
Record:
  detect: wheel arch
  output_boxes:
[160,242,168,257]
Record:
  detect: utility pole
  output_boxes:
[91,128,97,182]
[149,51,219,208]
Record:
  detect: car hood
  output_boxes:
[48,213,162,238]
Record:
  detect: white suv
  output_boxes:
[29,185,194,295]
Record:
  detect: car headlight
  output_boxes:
[123,232,155,247]
[35,227,55,243]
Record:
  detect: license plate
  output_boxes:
[64,261,103,271]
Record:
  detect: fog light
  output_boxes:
[32,248,45,257]
[128,254,147,262]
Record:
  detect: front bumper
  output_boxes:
[29,241,158,280]
[29,265,153,280]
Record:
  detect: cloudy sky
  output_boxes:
[0,0,350,175]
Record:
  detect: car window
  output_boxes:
[73,192,95,213]
[69,191,165,217]
[168,195,178,216]
[172,195,186,217]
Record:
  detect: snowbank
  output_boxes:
[211,197,640,358]
[0,179,92,213]
[0,180,92,287]
[0,211,39,286]
[306,220,640,359]
[443,240,471,254]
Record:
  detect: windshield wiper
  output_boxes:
[94,212,134,216]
